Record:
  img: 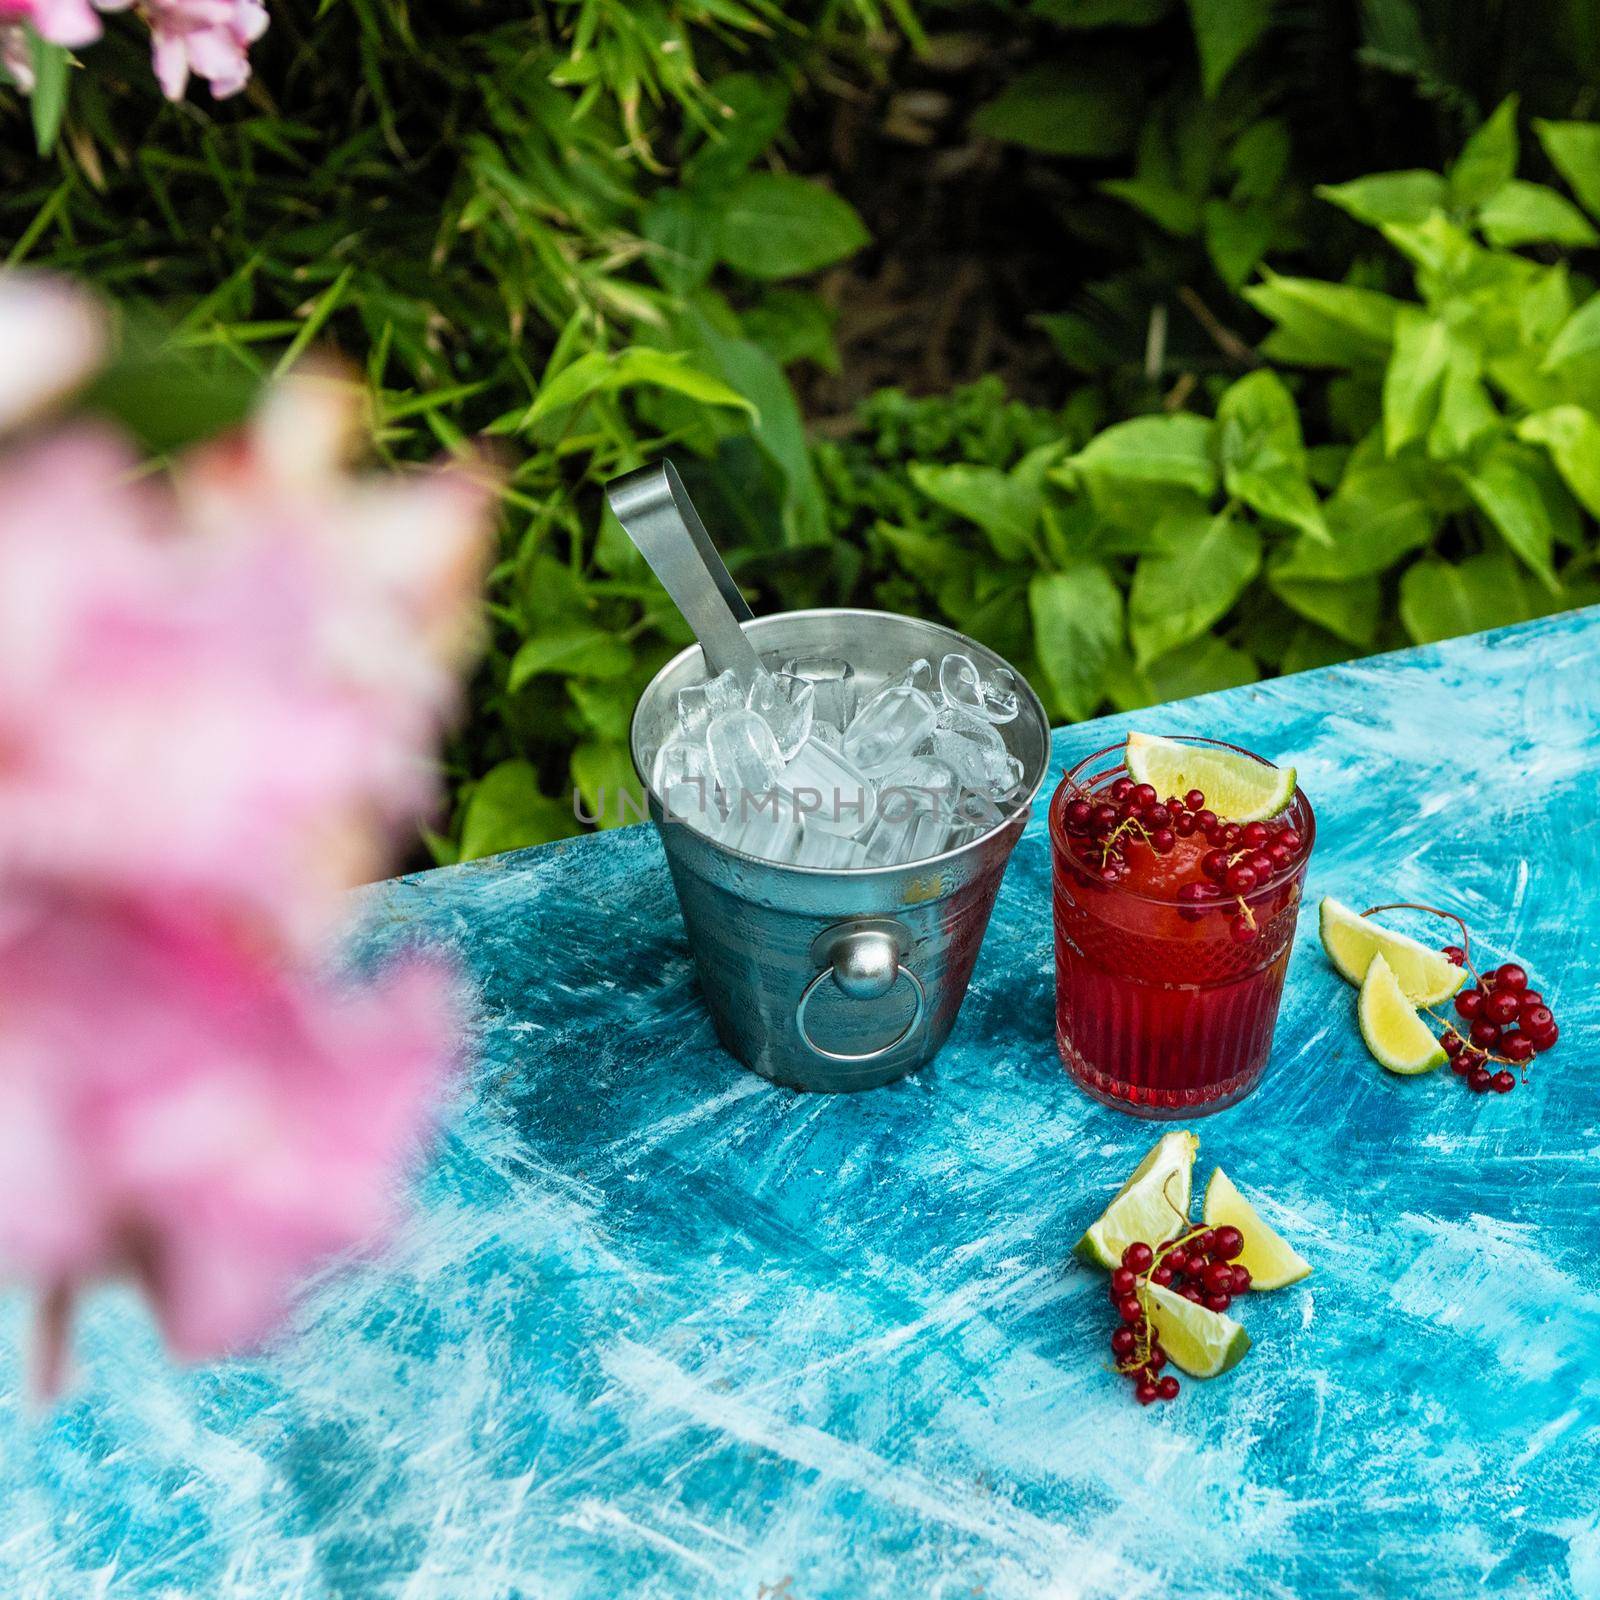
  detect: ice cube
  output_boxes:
[780,735,876,837]
[727,794,802,863]
[676,668,743,741]
[841,683,937,779]
[861,780,950,867]
[932,705,1021,799]
[746,669,815,762]
[793,824,871,869]
[706,709,785,805]
[899,656,933,692]
[780,655,857,728]
[938,652,1021,725]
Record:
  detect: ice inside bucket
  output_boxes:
[630,608,1051,1092]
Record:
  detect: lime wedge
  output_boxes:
[1319,896,1466,1006]
[1358,953,1448,1074]
[1073,1130,1198,1268]
[1142,1280,1251,1378]
[1124,732,1295,822]
[1202,1167,1312,1289]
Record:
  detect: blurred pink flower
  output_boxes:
[0,276,497,1391]
[0,889,461,1389]
[1,0,267,100]
[0,272,105,432]
[147,0,266,99]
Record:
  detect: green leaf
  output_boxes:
[570,741,645,832]
[1202,200,1277,290]
[1186,0,1271,97]
[1427,348,1501,460]
[909,451,1059,562]
[1065,413,1217,496]
[1448,95,1519,211]
[1539,296,1600,370]
[508,627,633,691]
[1383,309,1454,454]
[1533,119,1600,221]
[1316,171,1448,227]
[1272,462,1435,579]
[459,760,574,860]
[1398,552,1551,645]
[1107,636,1258,712]
[1029,564,1124,721]
[972,63,1138,158]
[741,289,840,374]
[1459,442,1565,592]
[1477,182,1599,248]
[688,73,792,189]
[1216,369,1328,541]
[28,36,69,157]
[1279,624,1356,676]
[715,173,869,281]
[642,189,718,294]
[1100,178,1203,237]
[1517,406,1600,519]
[525,348,756,426]
[1244,273,1403,368]
[1129,506,1262,666]
[1268,573,1381,646]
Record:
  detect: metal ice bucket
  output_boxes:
[630,608,1051,1093]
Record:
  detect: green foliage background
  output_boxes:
[5,0,1600,858]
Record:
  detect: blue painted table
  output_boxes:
[4,612,1599,1599]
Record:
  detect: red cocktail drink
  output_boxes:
[1050,738,1315,1116]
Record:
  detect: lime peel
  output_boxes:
[1203,1167,1312,1289]
[1072,1130,1198,1269]
[1124,731,1296,823]
[1359,953,1449,1074]
[1319,895,1466,1005]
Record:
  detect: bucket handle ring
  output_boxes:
[794,925,926,1064]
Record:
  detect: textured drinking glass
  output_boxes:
[1049,739,1316,1117]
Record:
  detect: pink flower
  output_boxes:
[0,888,462,1389]
[0,272,106,433]
[146,0,267,100]
[0,0,102,49]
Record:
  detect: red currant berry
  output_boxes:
[1532,1023,1559,1051]
[1441,945,1466,966]
[1220,824,1241,845]
[1229,915,1258,944]
[1131,784,1157,810]
[1470,1020,1501,1049]
[1184,789,1206,811]
[1491,1070,1516,1094]
[1150,827,1176,853]
[1122,1242,1154,1273]
[1091,803,1118,836]
[1192,1230,1216,1256]
[1231,1265,1252,1294]
[1517,989,1543,1014]
[1117,1296,1144,1324]
[1226,864,1258,894]
[1174,812,1197,837]
[1241,821,1270,847]
[1110,779,1133,803]
[1202,1261,1235,1295]
[1194,809,1218,835]
[1493,964,1527,992]
[1278,828,1302,854]
[1486,990,1520,1025]
[1180,1286,1204,1304]
[1110,1267,1137,1298]
[1157,1375,1180,1401]
[1146,1346,1167,1372]
[1166,1248,1190,1276]
[1523,1005,1553,1035]
[1502,1033,1534,1063]
[1247,850,1274,879]
[1111,1329,1136,1359]
[1267,842,1293,868]
[1135,1381,1159,1405]
[1213,1225,1245,1260]
[1144,804,1173,829]
[1150,1264,1174,1286]
[1201,849,1230,882]
[1204,1292,1233,1313]
[1455,989,1485,1021]
[1467,1066,1492,1094]
[1440,1030,1463,1056]
[1450,1053,1472,1076]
